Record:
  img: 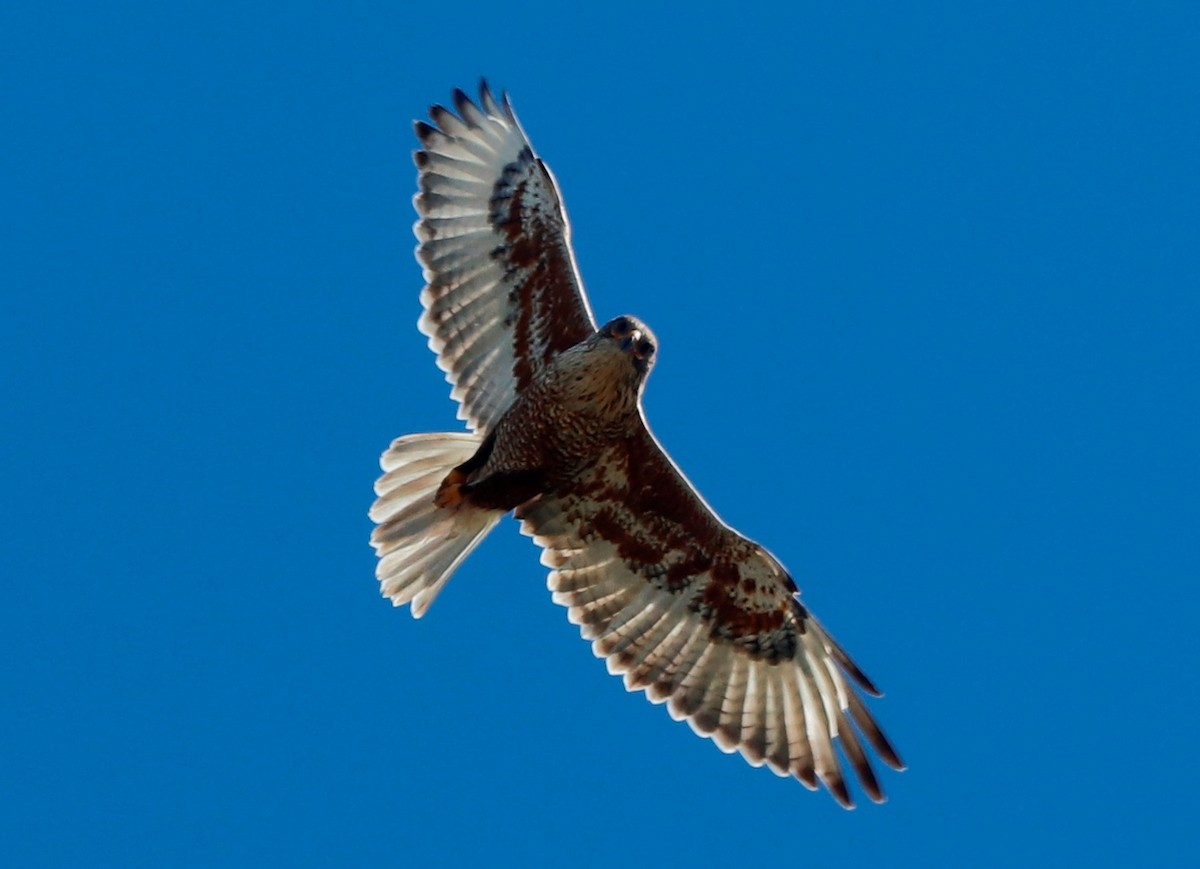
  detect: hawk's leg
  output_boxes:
[434,432,495,509]
[433,466,469,508]
[433,432,547,511]
[460,468,548,512]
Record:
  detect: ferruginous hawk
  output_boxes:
[370,82,904,807]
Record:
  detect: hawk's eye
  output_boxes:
[637,339,654,357]
[612,317,631,336]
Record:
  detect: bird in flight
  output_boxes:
[370,82,903,807]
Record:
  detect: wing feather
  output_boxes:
[802,643,851,807]
[413,81,596,435]
[518,423,902,806]
[623,610,693,690]
[678,645,732,731]
[716,655,750,754]
[779,670,818,788]
[642,621,708,702]
[738,663,768,766]
[763,669,793,776]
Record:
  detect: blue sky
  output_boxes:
[3,2,1197,865]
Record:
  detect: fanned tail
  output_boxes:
[369,433,502,617]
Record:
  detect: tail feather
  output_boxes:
[370,433,502,618]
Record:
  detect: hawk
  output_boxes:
[370,82,904,807]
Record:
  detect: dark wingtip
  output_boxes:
[477,78,514,121]
[428,103,454,130]
[452,87,473,118]
[414,119,438,142]
[854,667,883,698]
[793,763,818,790]
[813,614,883,696]
[871,724,905,771]
[854,751,885,803]
[847,691,905,771]
[825,773,854,809]
[836,706,885,802]
[716,723,741,752]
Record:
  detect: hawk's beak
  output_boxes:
[621,329,651,372]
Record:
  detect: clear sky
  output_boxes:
[3,2,1197,866]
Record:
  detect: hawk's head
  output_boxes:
[598,315,657,379]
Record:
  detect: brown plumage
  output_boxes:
[370,82,904,807]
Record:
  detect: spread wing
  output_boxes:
[413,82,597,435]
[516,424,904,807]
